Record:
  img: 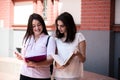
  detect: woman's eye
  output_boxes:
[32,25,35,28]
[57,24,64,27]
[37,24,41,26]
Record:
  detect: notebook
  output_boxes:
[25,55,46,62]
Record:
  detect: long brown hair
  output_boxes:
[23,13,48,44]
[55,12,76,43]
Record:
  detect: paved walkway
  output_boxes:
[0,72,19,80]
[0,71,117,80]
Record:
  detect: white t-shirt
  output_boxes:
[54,32,85,79]
[21,33,56,78]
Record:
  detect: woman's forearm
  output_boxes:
[78,40,86,62]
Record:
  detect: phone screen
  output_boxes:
[16,47,21,53]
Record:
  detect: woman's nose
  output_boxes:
[58,26,60,29]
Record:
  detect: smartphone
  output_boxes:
[16,47,21,53]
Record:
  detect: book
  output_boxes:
[52,52,74,66]
[25,55,46,62]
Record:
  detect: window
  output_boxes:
[111,0,120,31]
[43,0,47,20]
[12,0,58,30]
[14,1,33,25]
[115,0,120,24]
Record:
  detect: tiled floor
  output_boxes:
[0,57,117,80]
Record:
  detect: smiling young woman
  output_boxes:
[14,13,56,80]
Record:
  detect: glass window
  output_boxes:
[14,1,33,25]
[115,0,120,24]
[43,0,47,20]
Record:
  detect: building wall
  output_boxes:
[81,0,110,30]
[80,0,111,76]
[0,0,13,28]
[81,30,110,76]
[0,28,13,57]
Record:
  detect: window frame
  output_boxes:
[12,0,56,30]
[111,0,120,32]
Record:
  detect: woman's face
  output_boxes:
[57,20,66,34]
[32,19,43,37]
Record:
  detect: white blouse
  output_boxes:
[54,32,85,80]
[21,33,56,78]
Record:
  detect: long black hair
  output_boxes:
[55,12,76,42]
[23,13,48,43]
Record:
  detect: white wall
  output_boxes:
[0,28,26,57]
[13,30,26,53]
[0,28,13,57]
[59,0,81,24]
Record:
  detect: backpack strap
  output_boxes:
[46,36,53,74]
[46,36,50,47]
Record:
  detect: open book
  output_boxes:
[52,52,74,66]
[25,55,46,62]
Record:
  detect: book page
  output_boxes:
[52,52,74,66]
[52,54,65,66]
[63,52,74,65]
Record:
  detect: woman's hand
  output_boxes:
[55,61,65,69]
[14,52,24,60]
[73,47,82,57]
[26,61,37,68]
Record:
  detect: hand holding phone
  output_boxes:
[15,48,24,60]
